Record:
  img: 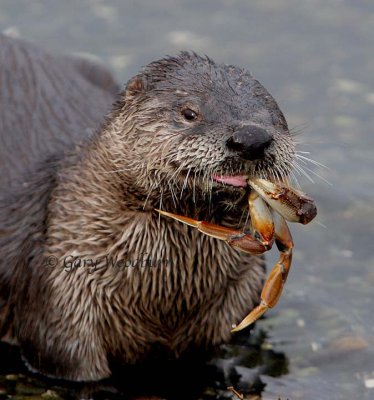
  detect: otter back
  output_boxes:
[0,34,117,345]
[0,33,117,188]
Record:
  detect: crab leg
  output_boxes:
[231,213,293,332]
[156,205,272,255]
[156,177,315,333]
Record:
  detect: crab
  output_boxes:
[156,178,317,332]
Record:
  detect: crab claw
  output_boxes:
[155,209,268,254]
[248,190,274,249]
[249,178,317,225]
[232,213,293,332]
[156,176,314,333]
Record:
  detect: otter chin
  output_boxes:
[0,35,295,382]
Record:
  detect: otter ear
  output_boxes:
[125,75,148,99]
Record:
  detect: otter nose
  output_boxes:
[226,126,273,161]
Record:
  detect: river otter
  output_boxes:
[0,34,294,381]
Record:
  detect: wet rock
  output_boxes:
[328,335,369,353]
[41,390,63,400]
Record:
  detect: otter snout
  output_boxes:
[226,125,273,161]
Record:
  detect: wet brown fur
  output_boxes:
[0,35,294,381]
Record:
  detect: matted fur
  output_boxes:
[0,37,294,381]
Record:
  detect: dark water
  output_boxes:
[1,1,373,399]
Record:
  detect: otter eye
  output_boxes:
[182,108,198,121]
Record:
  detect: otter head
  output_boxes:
[111,52,295,211]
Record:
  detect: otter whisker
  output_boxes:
[278,159,293,181]
[292,160,315,183]
[289,125,308,138]
[273,165,285,183]
[192,170,197,203]
[158,188,164,223]
[166,161,186,189]
[243,208,250,232]
[180,167,192,199]
[288,170,302,189]
[238,206,250,231]
[294,161,332,186]
[270,168,278,183]
[168,182,178,208]
[295,154,329,170]
[166,167,181,186]
[143,178,160,210]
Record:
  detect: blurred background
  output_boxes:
[0,1,373,399]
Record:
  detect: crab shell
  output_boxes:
[249,178,317,225]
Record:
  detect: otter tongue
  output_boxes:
[212,175,248,188]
